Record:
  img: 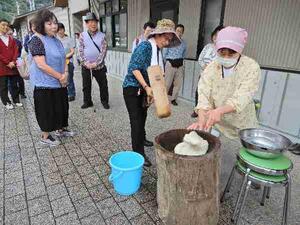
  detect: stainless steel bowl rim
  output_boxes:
[239,128,292,153]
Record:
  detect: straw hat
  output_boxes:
[147,19,181,48]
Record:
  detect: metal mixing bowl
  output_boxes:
[239,128,292,159]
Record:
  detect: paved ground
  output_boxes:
[0,71,299,225]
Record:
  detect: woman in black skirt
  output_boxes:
[28,9,74,146]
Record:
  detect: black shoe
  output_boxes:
[102,102,110,109]
[143,156,152,167]
[68,96,75,102]
[289,143,300,155]
[171,100,178,106]
[144,139,153,147]
[21,94,27,99]
[191,111,198,118]
[81,102,93,109]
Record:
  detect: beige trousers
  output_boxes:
[164,61,184,101]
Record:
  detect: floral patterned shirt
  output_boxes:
[123,41,152,88]
[196,55,261,139]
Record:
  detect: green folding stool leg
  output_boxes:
[221,148,293,225]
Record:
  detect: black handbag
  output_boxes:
[168,58,184,68]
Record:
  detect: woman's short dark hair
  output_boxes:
[34,9,58,35]
[211,25,224,41]
[176,24,185,32]
[57,22,65,31]
[143,21,156,30]
[0,18,9,24]
[29,18,37,32]
[219,48,237,54]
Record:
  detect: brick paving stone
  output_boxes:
[88,183,111,202]
[5,161,22,172]
[105,213,131,225]
[130,213,156,225]
[44,172,63,187]
[94,162,110,177]
[5,209,29,225]
[58,163,76,176]
[134,186,156,204]
[28,195,51,217]
[54,155,72,166]
[30,211,55,225]
[0,193,3,208]
[76,164,94,177]
[51,146,68,158]
[81,173,102,188]
[22,155,39,166]
[86,156,101,167]
[142,200,160,222]
[40,162,59,175]
[55,212,80,225]
[72,155,89,167]
[119,198,145,220]
[100,176,113,190]
[63,173,82,188]
[66,148,83,158]
[5,181,25,198]
[23,162,40,175]
[47,183,68,201]
[0,206,3,224]
[51,196,75,218]
[26,182,47,200]
[109,188,132,203]
[82,148,98,158]
[74,197,98,219]
[24,171,43,187]
[67,183,90,202]
[5,194,27,215]
[96,197,122,219]
[80,213,105,225]
[5,170,23,185]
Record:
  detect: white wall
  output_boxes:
[69,0,89,14]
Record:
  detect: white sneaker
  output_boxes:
[15,103,23,107]
[5,103,14,110]
[55,129,76,137]
[40,135,61,146]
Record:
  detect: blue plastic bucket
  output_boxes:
[109,151,144,196]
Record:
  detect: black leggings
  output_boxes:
[0,75,20,105]
[123,87,147,156]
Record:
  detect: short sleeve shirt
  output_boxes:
[57,36,75,62]
[123,41,152,88]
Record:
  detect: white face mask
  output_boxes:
[216,55,238,68]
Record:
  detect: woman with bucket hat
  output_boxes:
[123,19,181,167]
[188,26,261,139]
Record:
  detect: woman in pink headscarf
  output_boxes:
[188,26,261,139]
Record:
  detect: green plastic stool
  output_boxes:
[221,148,292,225]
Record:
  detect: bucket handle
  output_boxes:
[109,171,123,182]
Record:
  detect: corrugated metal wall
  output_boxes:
[127,0,150,52]
[178,0,202,59]
[223,0,300,72]
[51,7,70,35]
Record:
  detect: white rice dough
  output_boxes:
[174,131,209,156]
